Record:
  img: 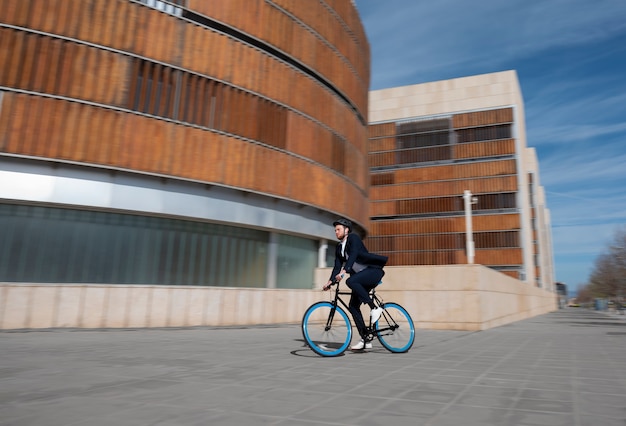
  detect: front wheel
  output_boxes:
[301,302,352,357]
[375,302,415,353]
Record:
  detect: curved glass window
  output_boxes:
[0,204,318,288]
[276,234,317,289]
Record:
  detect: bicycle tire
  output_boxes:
[375,302,415,353]
[301,301,352,357]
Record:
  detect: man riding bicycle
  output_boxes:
[323,218,388,350]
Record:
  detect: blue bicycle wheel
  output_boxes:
[375,302,415,353]
[302,301,352,357]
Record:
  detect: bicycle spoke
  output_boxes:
[375,302,415,353]
[302,302,352,357]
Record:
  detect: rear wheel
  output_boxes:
[301,302,352,357]
[375,302,415,353]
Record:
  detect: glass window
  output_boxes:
[276,234,317,289]
[0,204,273,287]
[395,118,453,165]
[326,241,338,268]
[138,0,185,16]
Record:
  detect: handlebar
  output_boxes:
[323,272,345,291]
[323,279,341,291]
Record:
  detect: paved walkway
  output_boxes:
[1,308,625,426]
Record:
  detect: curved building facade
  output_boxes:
[0,0,371,288]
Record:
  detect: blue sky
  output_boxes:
[354,0,626,292]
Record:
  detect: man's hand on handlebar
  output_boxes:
[334,269,346,282]
[323,271,345,291]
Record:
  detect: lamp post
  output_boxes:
[463,190,478,264]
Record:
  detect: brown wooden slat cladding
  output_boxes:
[368,123,395,138]
[453,108,513,128]
[454,139,516,159]
[365,246,522,268]
[187,0,369,118]
[0,0,375,237]
[368,136,395,153]
[0,0,373,227]
[394,192,517,216]
[1,0,367,166]
[4,29,25,87]
[372,159,518,184]
[5,0,29,27]
[474,249,523,265]
[385,250,463,266]
[367,101,526,277]
[367,230,519,252]
[370,214,521,235]
[0,92,369,224]
[0,28,131,107]
[370,176,518,200]
[371,173,395,186]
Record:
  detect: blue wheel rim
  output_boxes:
[302,301,352,356]
[375,302,415,353]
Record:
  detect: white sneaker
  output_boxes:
[370,307,383,323]
[351,340,372,350]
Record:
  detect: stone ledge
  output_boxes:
[0,265,557,331]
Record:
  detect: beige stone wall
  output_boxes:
[368,70,523,124]
[317,265,557,331]
[0,265,557,331]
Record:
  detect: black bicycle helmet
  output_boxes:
[333,218,352,231]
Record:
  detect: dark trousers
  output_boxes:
[346,267,384,339]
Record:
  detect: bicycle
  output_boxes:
[301,280,415,357]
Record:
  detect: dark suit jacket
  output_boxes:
[329,233,388,281]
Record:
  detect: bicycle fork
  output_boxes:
[324,305,338,331]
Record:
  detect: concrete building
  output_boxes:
[0,1,557,330]
[367,71,555,291]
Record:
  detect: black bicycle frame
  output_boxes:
[327,281,399,335]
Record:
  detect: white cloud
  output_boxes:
[548,192,626,227]
[529,122,626,146]
[540,148,626,187]
[357,0,626,88]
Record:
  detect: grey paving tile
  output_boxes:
[400,389,458,404]
[1,308,625,426]
[575,379,626,394]
[483,371,529,382]
[576,394,626,419]
[464,384,521,398]
[475,376,527,388]
[351,410,432,426]
[425,374,476,385]
[456,393,517,409]
[294,405,368,424]
[578,414,626,426]
[514,397,574,413]
[505,410,575,426]
[524,380,575,391]
[428,405,511,426]
[378,399,446,416]
[526,374,573,384]
[519,388,574,402]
